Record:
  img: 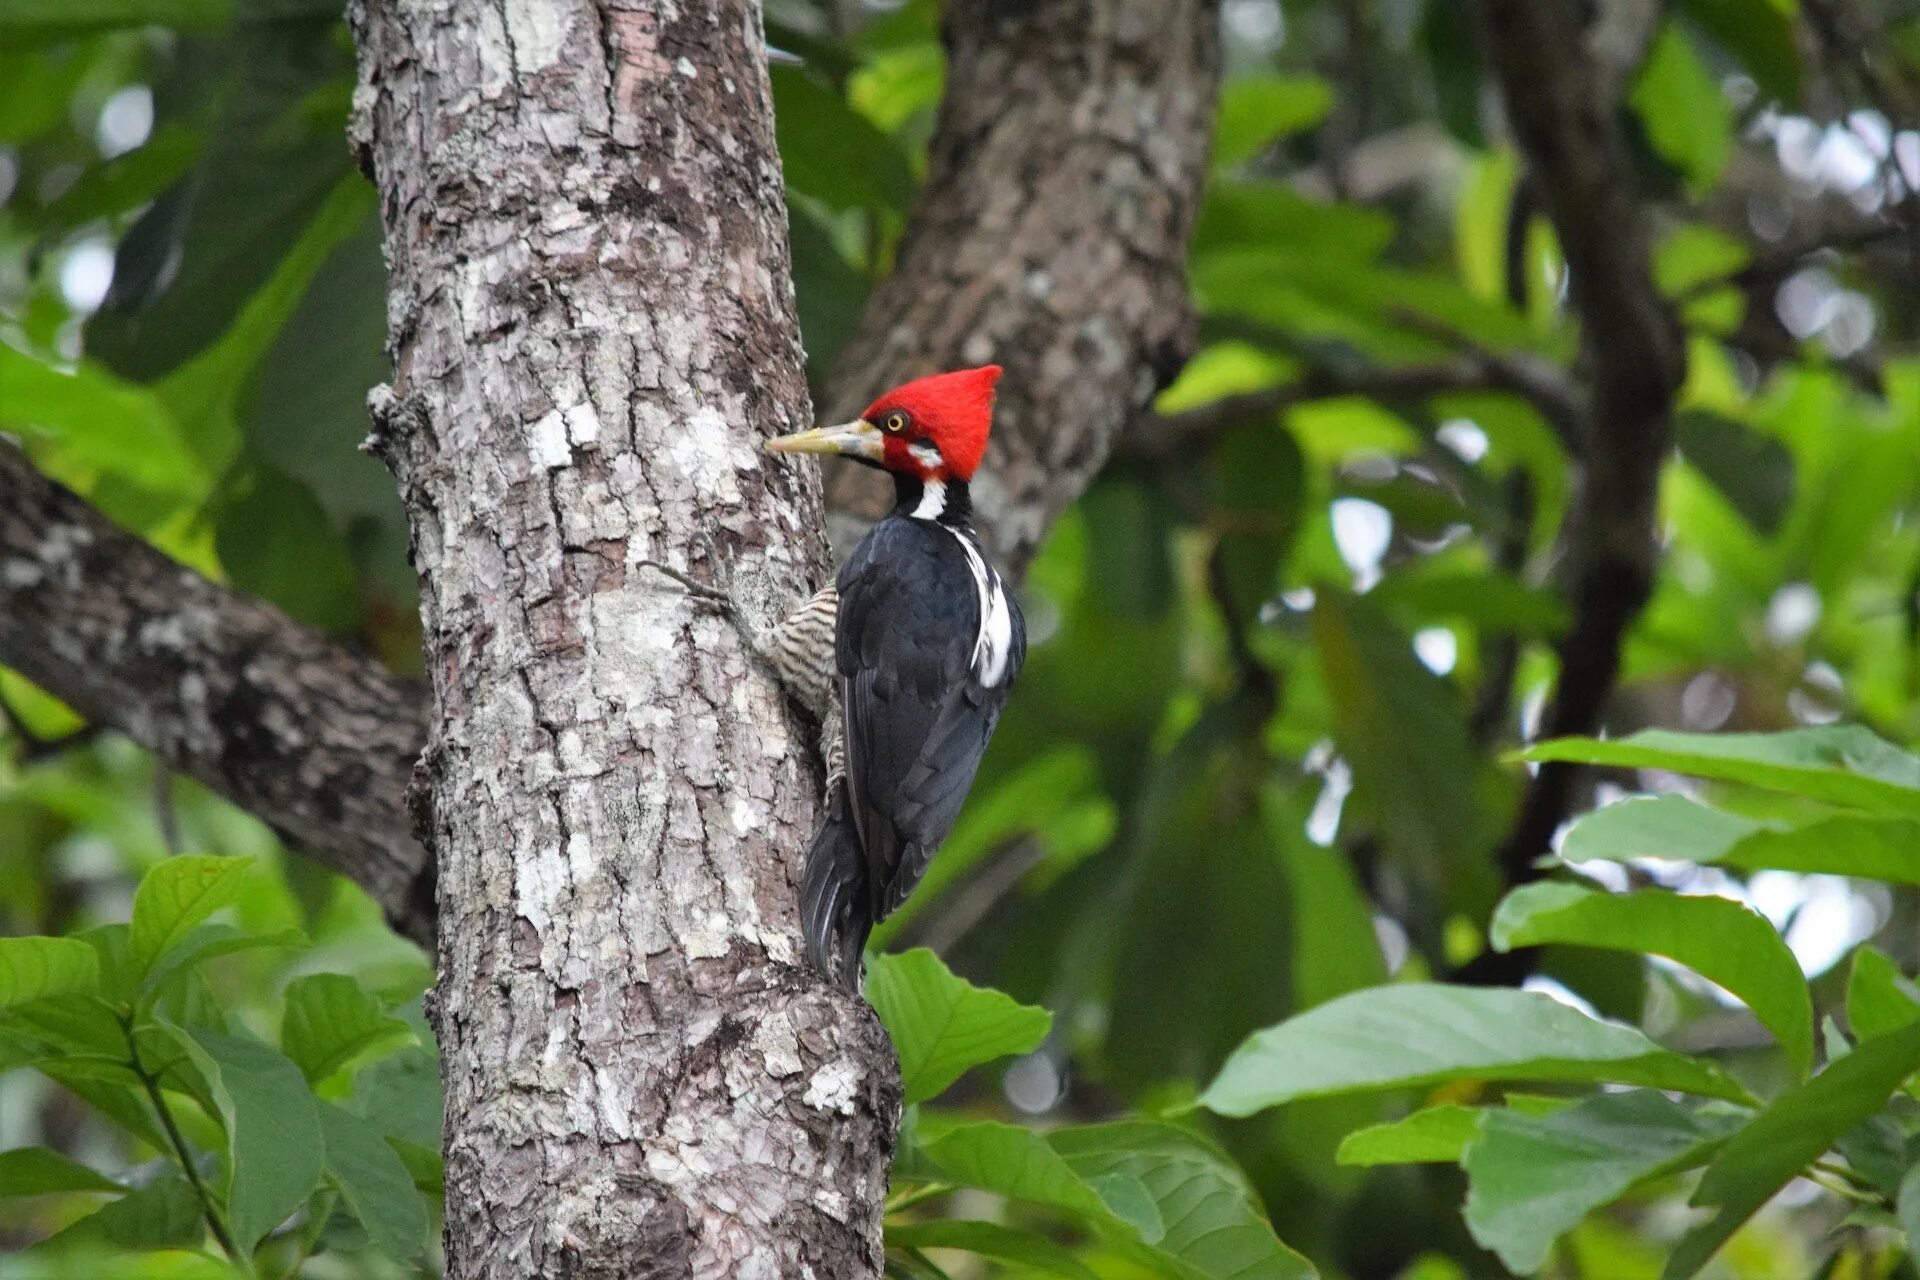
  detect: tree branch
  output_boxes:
[1456,0,1688,985]
[0,437,433,945]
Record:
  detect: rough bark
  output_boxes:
[821,0,1220,575]
[0,438,433,943]
[348,1,895,1274]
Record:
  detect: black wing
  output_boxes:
[835,518,1025,922]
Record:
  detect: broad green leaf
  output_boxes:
[1336,1106,1485,1167]
[866,949,1051,1104]
[352,1046,443,1150]
[1630,24,1732,195]
[188,1029,326,1250]
[1667,1021,1920,1279]
[129,857,255,978]
[42,1175,204,1252]
[1847,947,1920,1042]
[915,1118,1117,1222]
[317,1102,427,1264]
[1654,226,1749,298]
[1195,183,1394,262]
[214,465,365,632]
[1463,1091,1742,1274]
[916,1119,1313,1280]
[0,937,99,1009]
[1675,410,1794,536]
[141,925,306,999]
[1200,985,1749,1117]
[1491,882,1813,1077]
[1212,74,1333,168]
[771,65,914,214]
[1051,1122,1315,1280]
[1558,795,1920,884]
[0,346,202,497]
[1523,727,1920,816]
[0,1146,124,1196]
[281,973,415,1086]
[155,178,375,467]
[885,1221,1099,1280]
[1313,590,1487,888]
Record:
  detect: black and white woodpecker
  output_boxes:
[724,366,1027,990]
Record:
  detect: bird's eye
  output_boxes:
[881,411,910,435]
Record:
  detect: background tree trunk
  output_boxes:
[348,1,896,1274]
[823,0,1221,574]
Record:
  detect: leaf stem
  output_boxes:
[122,1016,256,1279]
[884,1182,954,1215]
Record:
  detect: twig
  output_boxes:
[124,1016,255,1278]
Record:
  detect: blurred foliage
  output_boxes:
[7,0,1920,1277]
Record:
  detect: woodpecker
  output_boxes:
[762,366,1026,990]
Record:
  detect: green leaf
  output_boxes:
[317,1102,427,1263]
[1522,727,1920,815]
[1312,589,1487,887]
[1336,1106,1486,1167]
[1559,795,1920,883]
[1212,75,1334,168]
[1050,1122,1315,1280]
[1668,1022,1920,1278]
[1200,985,1749,1117]
[129,856,256,978]
[141,925,306,999]
[187,1029,326,1250]
[1464,1091,1742,1275]
[42,1175,204,1251]
[0,937,99,1009]
[1490,882,1813,1077]
[1674,410,1795,536]
[1847,947,1920,1042]
[352,1046,443,1150]
[885,1221,1099,1280]
[0,346,203,497]
[281,974,415,1085]
[866,949,1051,1105]
[915,1118,1116,1220]
[0,1146,124,1196]
[915,1119,1314,1280]
[1630,23,1732,195]
[771,65,915,213]
[214,465,364,632]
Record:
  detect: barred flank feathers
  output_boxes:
[762,587,838,718]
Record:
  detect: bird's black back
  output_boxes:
[834,511,1025,922]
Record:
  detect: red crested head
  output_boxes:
[764,364,1002,482]
[862,365,1001,482]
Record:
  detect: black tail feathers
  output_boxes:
[800,783,873,991]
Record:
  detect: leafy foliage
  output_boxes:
[7,1,1920,1278]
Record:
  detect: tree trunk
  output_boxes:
[823,0,1221,574]
[348,1,897,1274]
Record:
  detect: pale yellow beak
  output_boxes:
[764,419,885,463]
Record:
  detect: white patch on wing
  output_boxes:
[949,530,1013,687]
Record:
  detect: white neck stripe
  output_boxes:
[911,480,947,521]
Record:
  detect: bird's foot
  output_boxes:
[636,534,754,635]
